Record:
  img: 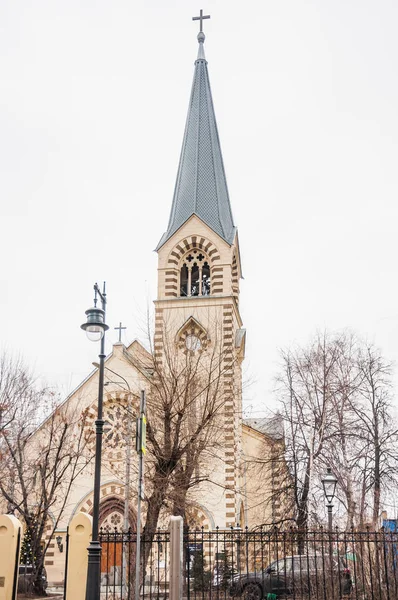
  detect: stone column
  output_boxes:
[0,514,22,600]
[187,268,192,296]
[169,516,183,600]
[65,513,93,600]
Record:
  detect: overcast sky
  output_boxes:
[1,0,397,414]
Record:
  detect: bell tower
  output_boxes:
[154,17,245,528]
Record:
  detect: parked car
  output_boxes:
[229,555,352,599]
[18,564,48,594]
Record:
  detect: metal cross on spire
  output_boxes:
[192,9,210,33]
[114,322,126,343]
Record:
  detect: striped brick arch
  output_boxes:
[78,483,123,515]
[77,484,137,528]
[165,236,223,297]
[186,504,214,531]
[176,316,209,354]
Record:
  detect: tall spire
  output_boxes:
[156,19,235,251]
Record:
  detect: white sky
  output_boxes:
[1,1,397,414]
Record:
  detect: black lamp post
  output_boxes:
[81,282,109,600]
[321,467,337,531]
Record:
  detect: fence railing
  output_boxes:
[98,526,398,600]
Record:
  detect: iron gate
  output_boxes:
[97,526,398,600]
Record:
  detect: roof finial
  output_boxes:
[114,321,126,343]
[193,9,210,60]
[192,9,210,34]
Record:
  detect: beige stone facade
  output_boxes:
[32,214,284,585]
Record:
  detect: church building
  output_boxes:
[37,21,284,585]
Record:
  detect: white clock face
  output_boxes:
[185,334,201,351]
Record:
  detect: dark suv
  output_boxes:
[229,555,352,599]
[18,564,48,594]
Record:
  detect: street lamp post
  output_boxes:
[92,361,145,599]
[321,467,338,531]
[81,282,109,600]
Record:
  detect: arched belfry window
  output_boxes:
[202,262,210,295]
[180,264,188,296]
[191,264,199,296]
[179,250,211,298]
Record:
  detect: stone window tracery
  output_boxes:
[84,394,131,462]
[179,250,211,297]
[100,510,123,533]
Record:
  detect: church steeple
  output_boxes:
[156,25,236,251]
[154,17,244,530]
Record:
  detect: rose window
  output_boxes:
[85,396,131,462]
[100,510,123,533]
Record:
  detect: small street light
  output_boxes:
[55,535,63,553]
[81,282,108,600]
[321,467,338,531]
[81,306,108,342]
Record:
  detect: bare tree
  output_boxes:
[125,320,233,548]
[276,331,398,531]
[0,352,36,437]
[320,333,363,528]
[276,332,342,531]
[0,362,91,595]
[319,339,398,528]
[352,344,398,527]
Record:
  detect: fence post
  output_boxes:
[65,513,93,600]
[0,514,22,600]
[170,516,183,600]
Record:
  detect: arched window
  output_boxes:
[180,264,188,296]
[179,251,211,298]
[202,262,211,295]
[191,264,199,296]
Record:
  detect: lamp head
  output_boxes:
[55,535,63,552]
[81,307,109,342]
[322,467,337,504]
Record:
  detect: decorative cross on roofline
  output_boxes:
[192,9,210,34]
[114,322,126,343]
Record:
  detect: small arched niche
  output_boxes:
[176,316,209,354]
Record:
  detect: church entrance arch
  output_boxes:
[98,496,137,531]
[75,489,137,582]
[75,484,137,528]
[97,496,137,578]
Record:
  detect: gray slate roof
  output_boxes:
[156,33,235,251]
[243,414,284,441]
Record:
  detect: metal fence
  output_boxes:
[98,526,398,600]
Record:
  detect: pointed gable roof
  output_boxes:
[156,31,236,251]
